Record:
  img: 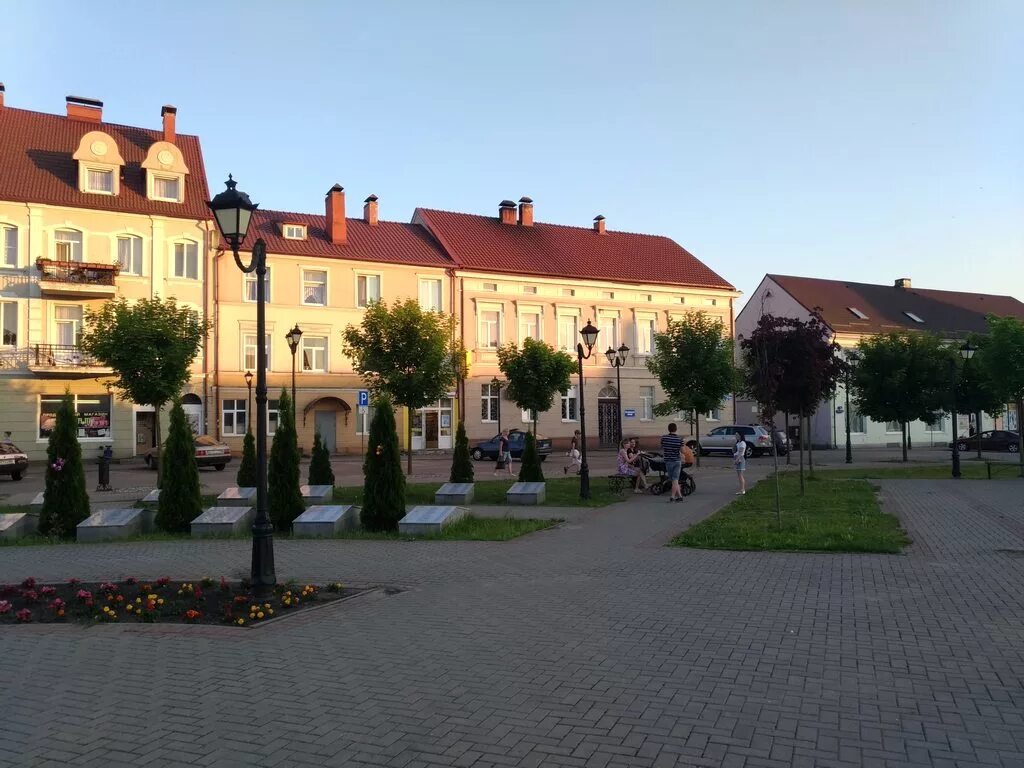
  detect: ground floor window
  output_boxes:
[640,386,654,421]
[885,421,901,433]
[561,386,578,421]
[926,416,946,432]
[481,383,498,422]
[268,399,280,435]
[412,398,453,449]
[39,394,111,440]
[222,399,247,436]
[848,408,866,434]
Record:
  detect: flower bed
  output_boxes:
[0,576,361,627]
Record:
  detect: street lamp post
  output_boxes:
[244,370,254,432]
[285,324,303,419]
[576,320,600,499]
[604,343,629,444]
[950,341,977,480]
[208,176,275,596]
[490,376,503,435]
[844,350,860,465]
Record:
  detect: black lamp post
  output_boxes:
[208,176,275,596]
[285,324,302,419]
[576,319,600,499]
[604,343,629,443]
[244,370,254,431]
[844,349,860,465]
[490,376,503,435]
[950,341,977,479]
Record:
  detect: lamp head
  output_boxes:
[285,324,303,352]
[580,319,599,350]
[208,175,257,251]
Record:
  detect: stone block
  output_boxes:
[398,505,468,536]
[435,482,475,505]
[0,513,31,540]
[31,492,44,508]
[141,489,161,504]
[76,508,144,543]
[506,481,546,505]
[217,487,257,507]
[300,485,334,506]
[190,506,255,538]
[292,505,359,537]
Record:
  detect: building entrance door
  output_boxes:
[135,412,156,455]
[424,411,439,449]
[598,399,620,448]
[314,411,336,453]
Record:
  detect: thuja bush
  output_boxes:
[157,399,203,533]
[449,421,474,483]
[308,430,335,486]
[39,392,89,538]
[361,396,405,532]
[268,390,304,532]
[236,430,257,488]
[518,431,545,483]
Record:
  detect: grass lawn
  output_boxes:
[820,463,1022,480]
[671,473,909,553]
[332,475,622,508]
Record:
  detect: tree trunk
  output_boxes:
[798,408,805,495]
[406,408,413,476]
[771,425,782,530]
[901,421,908,462]
[1018,398,1024,478]
[807,410,814,475]
[154,402,163,490]
[694,412,701,468]
[785,411,791,465]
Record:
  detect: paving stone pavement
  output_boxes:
[2,476,1024,767]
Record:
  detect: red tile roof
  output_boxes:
[235,209,453,268]
[414,208,735,290]
[0,106,210,219]
[767,274,1024,336]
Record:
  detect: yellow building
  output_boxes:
[0,91,213,461]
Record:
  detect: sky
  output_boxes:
[3,1,1022,306]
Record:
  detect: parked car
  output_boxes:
[952,430,1020,453]
[0,442,29,481]
[471,429,553,461]
[686,425,776,458]
[144,435,232,470]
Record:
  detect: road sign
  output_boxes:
[357,390,369,407]
[624,409,636,418]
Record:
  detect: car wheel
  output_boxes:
[214,464,226,471]
[472,448,484,461]
[1010,444,1019,453]
[11,470,22,481]
[957,441,969,452]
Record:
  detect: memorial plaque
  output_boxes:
[435,482,475,505]
[300,485,334,506]
[141,489,161,504]
[292,505,359,537]
[191,506,255,538]
[217,487,257,507]
[77,508,144,542]
[506,481,546,505]
[0,513,31,540]
[31,492,45,508]
[398,505,468,536]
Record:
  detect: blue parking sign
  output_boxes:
[358,390,369,407]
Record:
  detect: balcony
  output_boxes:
[0,344,113,377]
[36,258,118,298]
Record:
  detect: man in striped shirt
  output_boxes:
[660,423,684,503]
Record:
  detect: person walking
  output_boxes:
[563,430,582,475]
[733,431,747,495]
[660,423,684,502]
[493,429,513,478]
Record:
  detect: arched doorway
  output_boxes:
[302,396,351,453]
[597,385,620,448]
[181,393,203,436]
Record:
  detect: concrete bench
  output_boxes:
[0,513,32,540]
[191,506,255,538]
[398,505,468,536]
[217,487,257,507]
[292,505,359,537]
[300,485,334,506]
[506,482,545,505]
[76,508,145,543]
[141,488,161,504]
[435,482,474,505]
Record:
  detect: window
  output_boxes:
[707,407,721,421]
[599,315,618,351]
[117,235,143,275]
[481,383,499,422]
[222,399,247,436]
[244,267,270,303]
[601,291,615,300]
[283,224,306,240]
[926,416,946,432]
[2,226,16,267]
[904,312,924,324]
[356,405,376,435]
[848,408,866,434]
[86,168,113,194]
[561,288,575,297]
[39,394,111,440]
[301,335,328,372]
[636,317,655,355]
[558,314,578,351]
[522,286,537,295]
[704,298,718,307]
[55,305,83,347]
[1,302,16,346]
[243,333,271,370]
[419,279,443,311]
[303,270,328,306]
[173,241,199,279]
[561,386,578,421]
[355,274,379,307]
[640,386,654,420]
[847,307,869,320]
[268,399,280,435]
[673,296,685,305]
[152,176,181,202]
[886,421,901,433]
[482,282,497,292]
[521,408,536,424]
[644,294,653,302]
[479,309,500,348]
[519,310,540,342]
[54,230,83,262]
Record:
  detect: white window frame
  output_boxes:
[283,224,307,240]
[150,174,183,203]
[561,385,579,422]
[521,408,537,424]
[355,273,381,308]
[244,267,271,303]
[599,313,618,353]
[303,269,328,306]
[54,304,84,348]
[926,416,946,433]
[268,399,280,436]
[418,278,443,312]
[116,235,143,276]
[242,333,272,371]
[481,383,499,423]
[885,421,902,433]
[2,224,18,267]
[38,393,112,443]
[222,399,248,437]
[518,307,542,343]
[703,298,718,307]
[85,167,114,195]
[1,301,17,347]
[848,408,866,434]
[172,240,199,280]
[478,307,502,349]
[640,386,655,421]
[54,229,84,262]
[635,316,656,356]
[706,408,721,422]
[557,313,579,352]
[301,335,328,372]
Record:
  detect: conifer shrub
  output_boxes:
[39,392,90,538]
[308,430,335,486]
[236,430,257,488]
[361,396,405,532]
[517,431,545,483]
[268,390,304,532]
[449,421,474,483]
[156,399,203,533]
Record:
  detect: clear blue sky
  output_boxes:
[4,1,1022,304]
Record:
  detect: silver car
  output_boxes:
[690,424,775,458]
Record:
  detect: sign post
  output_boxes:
[358,390,369,456]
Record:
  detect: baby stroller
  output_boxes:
[641,451,695,497]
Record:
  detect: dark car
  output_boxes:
[953,430,1020,453]
[145,435,233,470]
[471,429,552,461]
[0,442,29,481]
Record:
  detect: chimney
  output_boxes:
[593,215,606,235]
[66,95,103,123]
[499,199,516,225]
[161,105,177,143]
[0,83,5,108]
[895,278,911,289]
[363,194,379,226]
[326,184,347,245]
[518,196,534,227]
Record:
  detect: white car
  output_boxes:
[688,425,775,458]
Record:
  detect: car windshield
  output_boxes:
[0,443,23,455]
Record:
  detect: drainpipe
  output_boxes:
[730,296,737,423]
[201,221,212,435]
[212,245,224,440]
[459,273,466,428]
[446,267,461,424]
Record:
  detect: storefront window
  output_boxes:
[39,394,111,440]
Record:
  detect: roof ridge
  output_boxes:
[255,207,418,228]
[416,207,675,240]
[0,105,201,140]
[770,273,1019,302]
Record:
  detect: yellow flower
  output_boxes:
[263,603,271,609]
[126,605,133,612]
[237,618,245,626]
[257,611,265,619]
[135,598,142,604]
[148,594,157,601]
[157,598,165,606]
[267,609,274,616]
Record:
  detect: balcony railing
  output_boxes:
[36,258,119,286]
[31,344,103,368]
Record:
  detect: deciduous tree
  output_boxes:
[979,315,1024,474]
[497,338,576,436]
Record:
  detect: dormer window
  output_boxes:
[283,224,307,240]
[142,141,189,204]
[86,168,114,194]
[73,131,124,196]
[904,311,924,323]
[847,307,869,319]
[152,175,181,202]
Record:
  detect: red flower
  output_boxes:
[40,586,56,597]
[156,577,170,587]
[20,577,36,589]
[15,608,31,623]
